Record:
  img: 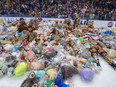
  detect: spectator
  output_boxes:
[0,0,115,20]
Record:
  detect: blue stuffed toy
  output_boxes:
[55,72,69,87]
[12,42,21,52]
[36,70,45,81]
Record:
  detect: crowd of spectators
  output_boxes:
[0,0,116,20]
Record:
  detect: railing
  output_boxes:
[0,17,116,28]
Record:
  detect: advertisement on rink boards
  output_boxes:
[0,17,116,28]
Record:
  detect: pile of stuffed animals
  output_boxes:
[0,13,116,87]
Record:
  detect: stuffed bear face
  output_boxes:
[29,72,36,79]
[32,83,38,87]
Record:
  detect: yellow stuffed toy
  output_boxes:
[46,68,57,80]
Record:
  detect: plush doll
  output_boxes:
[5,55,18,67]
[19,51,25,60]
[71,59,84,74]
[26,31,37,42]
[55,72,69,87]
[0,40,12,45]
[67,39,78,56]
[80,68,94,81]
[46,44,53,51]
[36,70,46,81]
[32,45,43,56]
[105,57,116,69]
[29,12,39,29]
[60,38,68,47]
[94,43,107,57]
[42,49,57,59]
[7,67,14,77]
[0,61,8,75]
[85,57,95,68]
[78,58,87,65]
[32,83,39,87]
[38,74,49,87]
[14,62,28,76]
[74,18,80,29]
[46,68,57,80]
[12,41,22,53]
[17,18,27,33]
[104,40,116,50]
[27,59,45,70]
[103,48,116,58]
[89,46,98,55]
[21,72,38,87]
[82,27,90,33]
[83,42,91,49]
[94,44,116,69]
[92,53,101,67]
[44,79,56,87]
[25,49,37,61]
[61,65,78,80]
[80,49,91,59]
[3,44,13,51]
[86,21,96,33]
[55,36,61,45]
[63,18,72,30]
[17,26,27,35]
[73,13,80,19]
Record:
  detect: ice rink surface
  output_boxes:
[0,58,116,87]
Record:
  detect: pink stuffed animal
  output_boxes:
[47,44,53,51]
[27,59,45,70]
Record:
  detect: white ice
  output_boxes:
[0,58,116,87]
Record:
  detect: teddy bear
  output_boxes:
[103,48,116,58]
[21,72,38,87]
